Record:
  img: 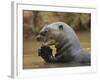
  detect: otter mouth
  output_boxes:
[36,34,57,47]
[41,40,56,46]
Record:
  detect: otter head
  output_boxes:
[36,23,64,46]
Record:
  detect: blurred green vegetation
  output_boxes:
[23,11,91,38]
[65,13,91,31]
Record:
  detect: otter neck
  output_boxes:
[55,33,65,43]
[55,33,66,48]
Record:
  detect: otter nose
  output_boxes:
[36,36,41,41]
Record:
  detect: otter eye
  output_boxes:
[40,33,45,36]
[39,31,47,36]
[44,30,48,33]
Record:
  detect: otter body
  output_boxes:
[36,22,90,65]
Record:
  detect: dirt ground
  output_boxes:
[23,31,91,69]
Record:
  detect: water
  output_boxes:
[23,31,90,69]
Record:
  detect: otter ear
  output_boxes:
[59,25,63,30]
